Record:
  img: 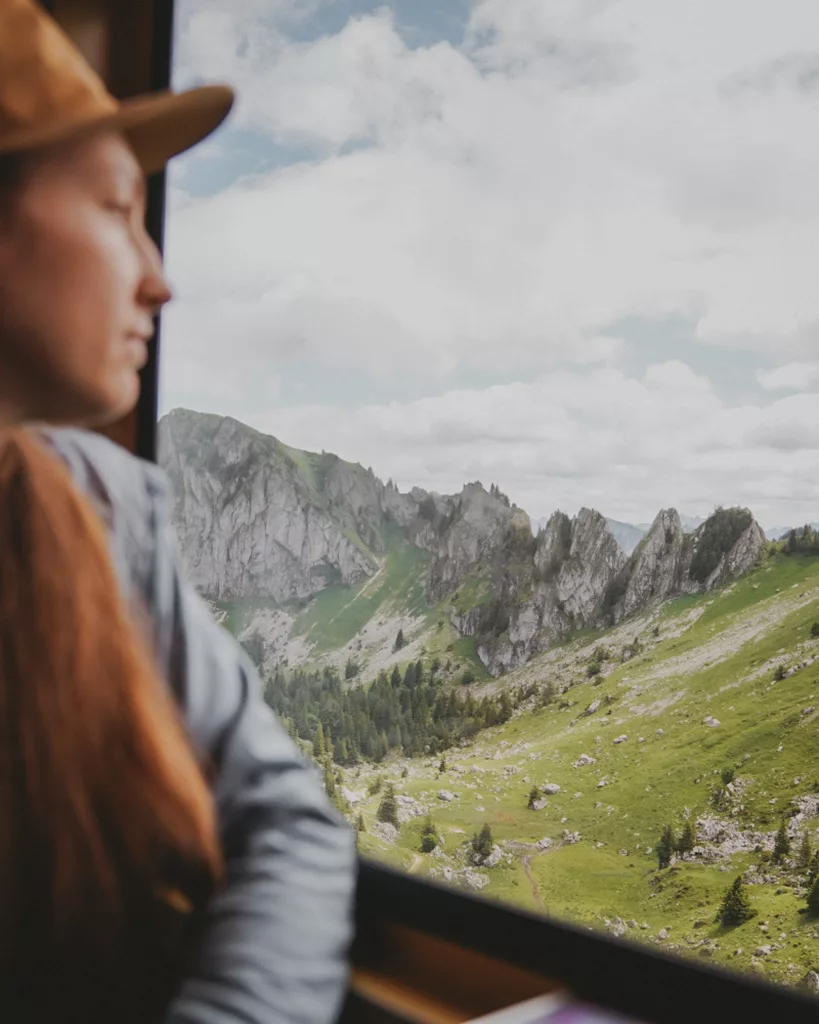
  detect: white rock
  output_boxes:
[614,735,628,744]
[483,845,503,868]
[638,737,646,744]
[537,837,553,850]
[656,729,664,736]
[754,945,773,957]
[572,754,597,767]
[438,790,457,802]
[372,821,398,843]
[658,928,670,941]
[543,783,562,795]
[802,971,819,994]
[605,917,627,938]
[463,870,490,891]
[703,716,720,728]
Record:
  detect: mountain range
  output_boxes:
[158,408,766,680]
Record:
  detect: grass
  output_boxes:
[292,525,431,653]
[350,554,819,991]
[211,596,280,636]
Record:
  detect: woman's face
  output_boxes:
[0,132,171,427]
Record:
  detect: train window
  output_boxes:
[160,0,819,998]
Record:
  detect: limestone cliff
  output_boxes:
[158,409,388,602]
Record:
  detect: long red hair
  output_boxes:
[0,430,222,1017]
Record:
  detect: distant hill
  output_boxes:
[766,523,819,541]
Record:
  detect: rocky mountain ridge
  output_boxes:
[158,408,766,677]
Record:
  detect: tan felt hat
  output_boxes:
[0,0,234,173]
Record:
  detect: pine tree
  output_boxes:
[323,757,336,798]
[394,628,406,652]
[377,783,399,828]
[356,813,366,833]
[656,824,676,870]
[472,822,494,859]
[528,785,541,810]
[717,876,755,927]
[312,722,326,760]
[812,621,819,639]
[807,875,819,916]
[438,757,446,775]
[677,821,696,856]
[773,822,791,863]
[420,816,438,853]
[538,682,556,707]
[809,851,819,885]
[798,833,812,869]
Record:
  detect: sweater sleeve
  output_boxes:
[144,468,357,1024]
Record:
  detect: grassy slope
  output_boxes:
[354,554,819,990]
[292,524,432,653]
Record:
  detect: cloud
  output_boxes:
[722,51,819,97]
[163,0,819,394]
[757,363,819,392]
[213,360,819,529]
[158,0,819,529]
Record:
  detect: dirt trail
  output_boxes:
[407,853,423,875]
[521,855,543,909]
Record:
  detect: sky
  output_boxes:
[159,0,819,530]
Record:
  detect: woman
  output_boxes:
[0,2,356,1022]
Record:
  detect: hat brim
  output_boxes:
[0,84,234,174]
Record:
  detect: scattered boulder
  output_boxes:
[463,870,490,891]
[438,790,457,802]
[703,717,720,728]
[754,945,774,958]
[573,754,597,767]
[562,830,582,845]
[801,971,819,995]
[605,917,627,938]
[543,783,562,795]
[483,845,504,869]
[537,837,553,850]
[372,821,398,843]
[614,735,628,745]
[658,928,670,941]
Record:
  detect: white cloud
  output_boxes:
[186,359,817,531]
[164,0,819,390]
[756,362,819,392]
[159,1,819,528]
